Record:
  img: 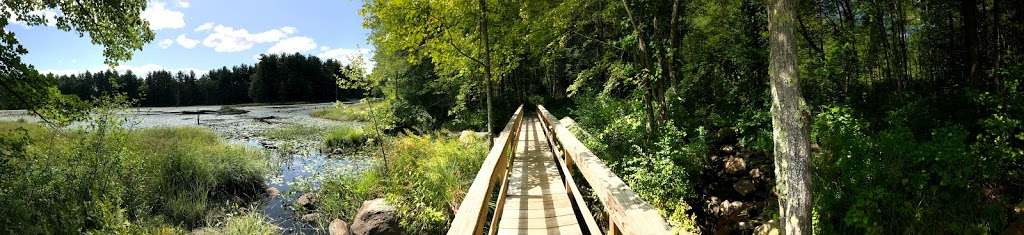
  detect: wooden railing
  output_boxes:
[448,105,524,235]
[537,105,673,235]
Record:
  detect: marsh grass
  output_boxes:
[0,121,270,232]
[315,133,487,233]
[323,125,367,149]
[310,101,375,122]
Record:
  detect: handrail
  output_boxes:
[448,105,524,234]
[537,111,602,234]
[537,105,673,235]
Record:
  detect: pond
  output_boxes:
[1,102,370,234]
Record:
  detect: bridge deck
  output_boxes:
[496,116,582,235]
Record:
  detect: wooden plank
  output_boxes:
[503,196,572,208]
[537,105,674,235]
[448,106,524,235]
[499,214,580,229]
[496,226,584,235]
[500,207,576,219]
[487,166,512,235]
[538,111,602,235]
[495,117,583,234]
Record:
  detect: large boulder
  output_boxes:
[351,198,401,235]
[330,219,352,235]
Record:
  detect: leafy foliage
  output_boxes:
[0,100,269,232]
[316,133,487,233]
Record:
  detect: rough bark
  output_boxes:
[768,0,813,234]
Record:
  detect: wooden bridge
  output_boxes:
[448,105,673,235]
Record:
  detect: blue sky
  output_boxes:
[8,0,373,75]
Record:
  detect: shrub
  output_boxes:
[812,106,1009,234]
[0,121,269,232]
[324,126,367,149]
[316,133,487,233]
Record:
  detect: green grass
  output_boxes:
[323,125,367,149]
[315,133,487,233]
[0,121,270,233]
[310,101,375,122]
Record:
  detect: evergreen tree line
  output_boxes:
[44,53,362,107]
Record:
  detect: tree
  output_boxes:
[768,0,812,233]
[478,0,494,143]
[0,0,153,119]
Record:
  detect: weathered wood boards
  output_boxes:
[537,105,673,235]
[448,106,524,235]
[494,118,583,234]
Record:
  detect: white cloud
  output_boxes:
[319,46,331,52]
[267,37,317,54]
[176,34,199,48]
[175,0,190,8]
[194,22,214,32]
[317,48,375,72]
[200,24,296,52]
[142,1,185,30]
[158,39,174,48]
[280,26,297,34]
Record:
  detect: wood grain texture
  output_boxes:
[537,105,673,235]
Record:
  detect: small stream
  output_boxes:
[238,137,369,234]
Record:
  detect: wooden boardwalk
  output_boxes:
[496,117,582,234]
[448,105,672,235]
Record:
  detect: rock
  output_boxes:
[749,168,764,180]
[754,220,780,235]
[296,193,317,210]
[300,213,321,223]
[711,200,745,216]
[265,187,280,198]
[330,219,352,235]
[733,179,756,196]
[725,156,747,174]
[351,198,401,235]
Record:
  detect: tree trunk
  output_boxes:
[960,0,980,83]
[620,0,659,134]
[479,0,494,146]
[768,0,813,234]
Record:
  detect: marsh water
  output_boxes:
[0,102,369,234]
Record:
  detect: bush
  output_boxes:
[0,119,269,232]
[324,126,367,149]
[570,95,704,232]
[316,133,487,233]
[812,106,1009,234]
